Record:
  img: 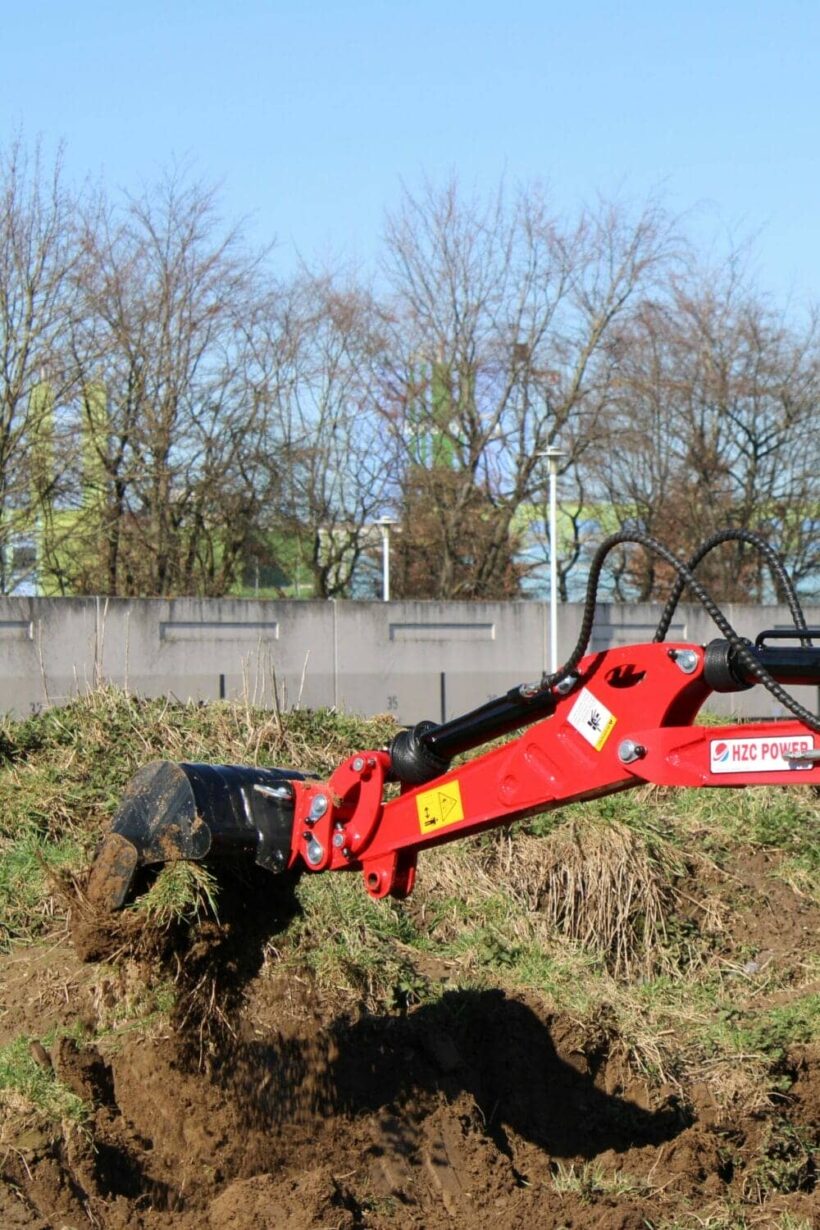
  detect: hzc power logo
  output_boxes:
[709,735,815,774]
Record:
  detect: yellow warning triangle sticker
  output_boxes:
[439,791,456,819]
[415,780,465,834]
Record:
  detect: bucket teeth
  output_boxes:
[86,832,141,912]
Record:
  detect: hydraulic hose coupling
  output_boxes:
[389,720,451,786]
[702,639,755,693]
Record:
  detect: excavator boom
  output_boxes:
[87,630,820,913]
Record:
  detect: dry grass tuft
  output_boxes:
[489,818,685,978]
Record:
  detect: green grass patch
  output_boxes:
[649,784,819,865]
[286,872,436,1009]
[702,993,820,1064]
[0,1035,89,1125]
[131,862,220,928]
[0,828,85,947]
[550,1159,652,1200]
[649,1213,813,1230]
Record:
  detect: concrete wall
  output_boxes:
[3,596,818,723]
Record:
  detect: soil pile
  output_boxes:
[3,874,818,1230]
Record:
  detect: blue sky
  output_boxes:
[4,2,820,306]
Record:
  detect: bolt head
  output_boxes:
[309,794,329,820]
[352,756,365,772]
[554,673,577,696]
[332,831,345,848]
[306,839,324,866]
[674,649,699,675]
[618,738,646,765]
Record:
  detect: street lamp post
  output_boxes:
[377,516,398,602]
[539,446,564,673]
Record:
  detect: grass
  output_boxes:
[741,1117,816,1204]
[131,862,221,928]
[0,828,85,947]
[509,816,686,976]
[287,871,436,1010]
[636,784,820,905]
[549,1159,652,1199]
[648,1213,814,1230]
[702,995,820,1066]
[0,1035,88,1127]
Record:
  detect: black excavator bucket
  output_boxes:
[86,761,310,911]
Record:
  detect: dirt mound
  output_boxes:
[3,945,817,1229]
[3,843,820,1229]
[0,978,672,1227]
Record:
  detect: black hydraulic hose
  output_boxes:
[536,530,820,735]
[653,528,810,645]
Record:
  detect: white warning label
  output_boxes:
[567,687,616,751]
[710,735,815,774]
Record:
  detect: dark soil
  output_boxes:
[2,863,819,1230]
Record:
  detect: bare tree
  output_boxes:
[592,255,820,600]
[251,271,398,598]
[0,137,80,592]
[379,177,681,598]
[70,169,271,596]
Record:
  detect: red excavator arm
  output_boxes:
[280,639,819,903]
[86,531,820,913]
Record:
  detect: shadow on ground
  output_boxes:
[218,987,690,1161]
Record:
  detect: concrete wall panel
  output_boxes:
[0,596,816,725]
